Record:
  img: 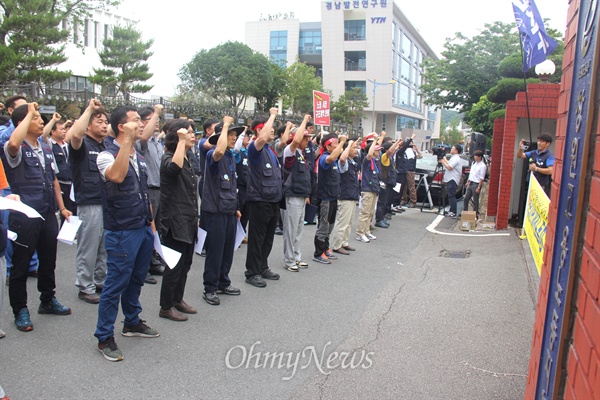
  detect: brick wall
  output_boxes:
[491,85,559,230]
[525,0,600,398]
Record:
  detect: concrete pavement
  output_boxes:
[0,208,535,399]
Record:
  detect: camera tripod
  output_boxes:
[419,161,447,214]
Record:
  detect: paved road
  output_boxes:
[0,208,535,399]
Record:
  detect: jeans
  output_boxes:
[314,199,337,257]
[94,226,153,343]
[446,180,458,214]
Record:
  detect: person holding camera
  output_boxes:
[440,144,463,218]
[516,133,554,197]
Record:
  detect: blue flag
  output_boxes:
[512,0,558,72]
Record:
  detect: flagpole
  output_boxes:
[517,33,534,146]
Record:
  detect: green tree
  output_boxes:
[253,61,286,112]
[331,88,369,130]
[440,117,464,144]
[179,41,273,118]
[464,96,504,136]
[0,0,119,87]
[89,24,154,97]
[282,60,323,115]
[421,21,519,114]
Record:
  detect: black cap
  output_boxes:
[208,124,245,145]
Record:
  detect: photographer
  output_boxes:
[439,144,462,218]
[516,133,554,197]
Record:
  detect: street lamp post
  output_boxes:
[367,78,396,132]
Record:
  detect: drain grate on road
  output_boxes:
[439,250,471,258]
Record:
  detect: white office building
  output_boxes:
[52,10,136,94]
[245,0,440,143]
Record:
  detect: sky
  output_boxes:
[117,0,569,97]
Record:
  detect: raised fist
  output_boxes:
[269,107,279,116]
[223,116,234,126]
[154,104,164,115]
[52,112,61,121]
[123,121,139,139]
[177,128,188,141]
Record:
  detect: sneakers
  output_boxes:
[121,320,160,337]
[366,233,377,240]
[325,250,337,260]
[356,235,370,243]
[203,291,220,305]
[446,212,457,218]
[274,227,283,235]
[78,291,100,304]
[15,308,33,332]
[98,336,123,362]
[0,328,5,339]
[375,221,389,228]
[295,261,309,269]
[245,275,267,288]
[38,297,71,315]
[217,285,241,295]
[312,254,332,264]
[285,264,299,272]
[260,269,280,280]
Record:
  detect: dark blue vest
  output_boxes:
[3,142,56,214]
[283,149,311,198]
[101,141,152,231]
[339,157,360,201]
[70,136,105,205]
[361,157,381,193]
[247,145,282,202]
[202,150,238,215]
[531,150,552,189]
[52,141,72,183]
[317,153,341,200]
[305,141,316,173]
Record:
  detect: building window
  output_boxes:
[270,30,288,67]
[73,21,79,43]
[104,24,109,41]
[299,30,322,55]
[94,21,99,48]
[345,81,366,94]
[401,32,411,57]
[427,120,435,131]
[397,116,421,130]
[344,20,366,41]
[83,19,90,47]
[344,51,366,71]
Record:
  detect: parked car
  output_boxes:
[413,153,467,207]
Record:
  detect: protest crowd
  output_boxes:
[0,95,433,368]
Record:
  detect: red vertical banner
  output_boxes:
[313,90,331,126]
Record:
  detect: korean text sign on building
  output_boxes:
[313,91,331,126]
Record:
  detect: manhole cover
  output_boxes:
[439,250,471,258]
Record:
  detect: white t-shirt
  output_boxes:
[97,140,139,181]
[443,154,462,185]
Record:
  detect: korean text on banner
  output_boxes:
[313,91,331,126]
[523,172,550,275]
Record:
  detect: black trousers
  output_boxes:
[203,212,237,293]
[245,201,278,277]
[59,182,77,225]
[9,210,58,314]
[376,186,390,222]
[159,232,195,309]
[394,172,407,206]
[238,187,250,232]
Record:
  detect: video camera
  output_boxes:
[432,146,446,161]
